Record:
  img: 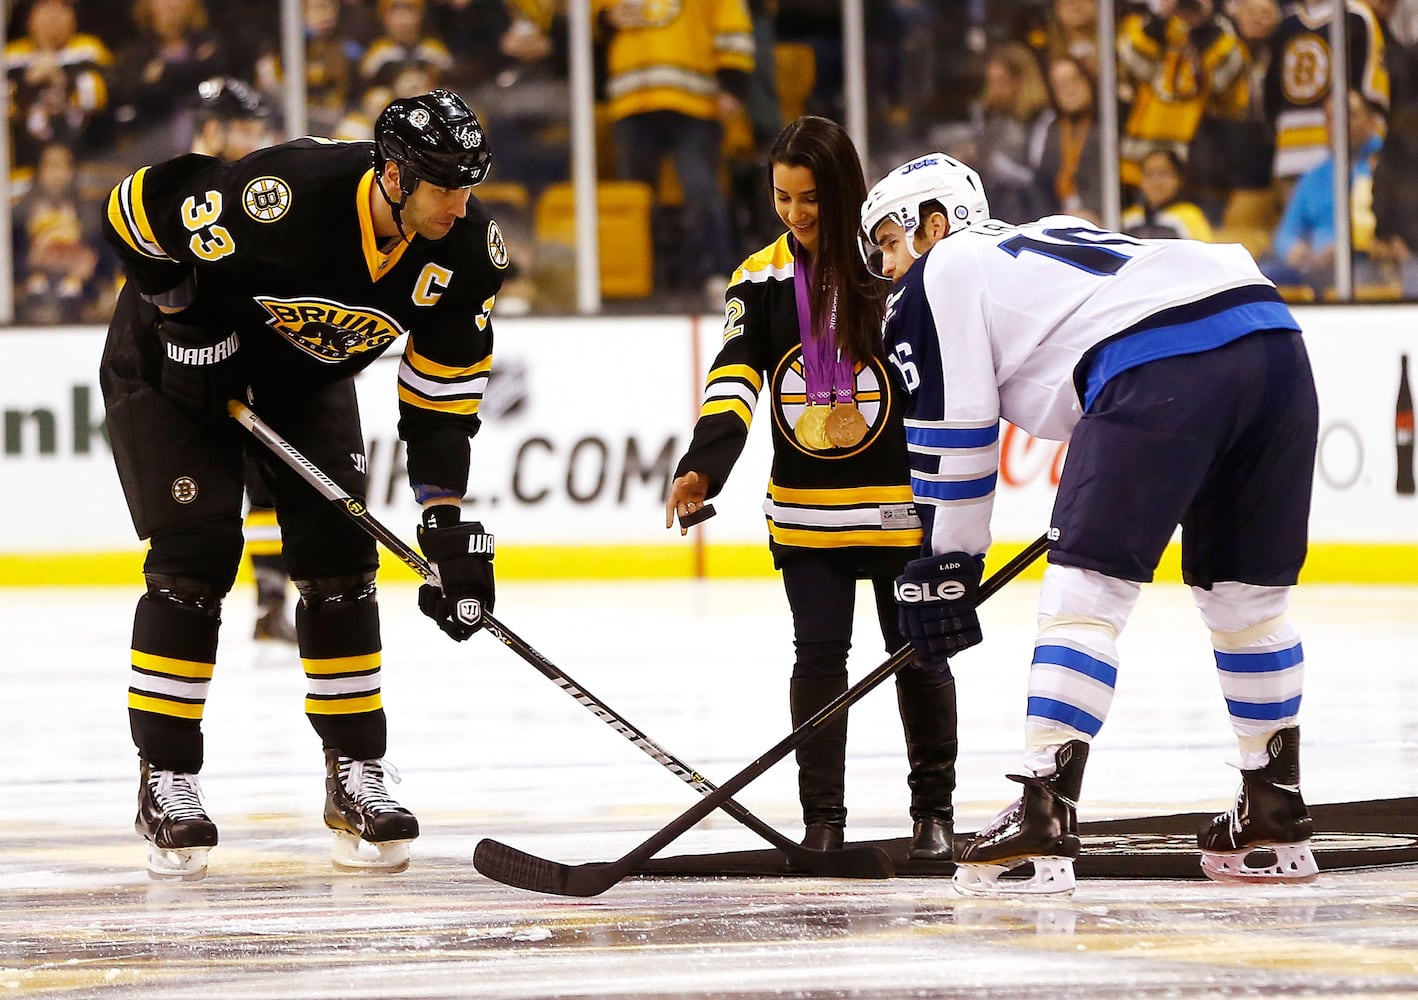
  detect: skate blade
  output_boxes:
[330,830,413,873]
[952,856,1076,897]
[1200,842,1319,884]
[146,844,210,881]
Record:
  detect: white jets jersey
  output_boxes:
[882,215,1299,559]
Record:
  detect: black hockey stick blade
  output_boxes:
[228,398,889,879]
[473,532,1051,896]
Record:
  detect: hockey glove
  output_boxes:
[894,552,984,659]
[156,318,245,419]
[416,506,495,642]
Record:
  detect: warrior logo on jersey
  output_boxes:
[488,220,509,269]
[1282,34,1330,105]
[771,346,892,458]
[243,176,291,222]
[255,295,406,363]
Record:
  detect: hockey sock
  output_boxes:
[295,574,386,761]
[128,586,221,774]
[1022,565,1139,771]
[1194,582,1304,769]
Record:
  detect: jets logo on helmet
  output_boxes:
[858,152,990,278]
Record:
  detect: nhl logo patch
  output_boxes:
[487,220,509,269]
[171,477,199,503]
[243,176,291,222]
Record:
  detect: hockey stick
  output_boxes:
[226,399,893,879]
[472,531,1052,896]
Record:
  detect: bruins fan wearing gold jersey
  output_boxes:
[99,90,506,879]
[666,116,958,864]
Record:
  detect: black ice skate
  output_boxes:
[136,759,218,880]
[323,749,419,872]
[1198,727,1318,884]
[252,607,297,643]
[952,741,1089,897]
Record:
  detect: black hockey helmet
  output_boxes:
[195,76,272,123]
[374,89,493,195]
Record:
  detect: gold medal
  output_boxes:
[825,403,869,448]
[794,405,832,451]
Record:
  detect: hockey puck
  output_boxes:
[678,503,716,529]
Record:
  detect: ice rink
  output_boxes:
[3,576,1417,998]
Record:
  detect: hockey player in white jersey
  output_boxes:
[859,153,1321,895]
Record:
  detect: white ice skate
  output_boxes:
[952,854,1077,897]
[323,750,419,872]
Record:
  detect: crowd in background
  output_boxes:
[6,0,1418,325]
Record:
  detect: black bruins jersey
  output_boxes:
[675,234,922,564]
[103,138,507,493]
[1265,0,1389,179]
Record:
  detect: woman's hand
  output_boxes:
[665,471,709,535]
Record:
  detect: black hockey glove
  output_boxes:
[416,506,495,642]
[894,552,984,659]
[156,317,245,419]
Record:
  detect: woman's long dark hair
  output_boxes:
[768,115,886,364]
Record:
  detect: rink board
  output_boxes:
[0,308,1415,584]
[633,797,1418,881]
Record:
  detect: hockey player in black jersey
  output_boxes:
[100,89,507,878]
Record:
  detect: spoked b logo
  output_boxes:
[455,598,483,625]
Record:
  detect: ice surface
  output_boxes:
[2,580,1415,998]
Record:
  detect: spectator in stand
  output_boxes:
[359,0,454,93]
[111,0,228,163]
[595,0,755,310]
[254,0,365,139]
[4,0,114,173]
[727,0,786,261]
[423,0,522,94]
[1369,0,1418,296]
[964,42,1053,223]
[12,141,108,325]
[1033,54,1104,223]
[1117,0,1249,197]
[774,1,844,120]
[1264,0,1389,194]
[1261,90,1387,296]
[1122,149,1216,240]
[1190,0,1284,222]
[1026,0,1100,78]
[463,0,571,196]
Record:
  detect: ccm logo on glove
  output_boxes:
[894,578,970,603]
[893,552,984,659]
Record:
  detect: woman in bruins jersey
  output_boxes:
[665,116,958,863]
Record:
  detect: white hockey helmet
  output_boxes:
[858,153,990,278]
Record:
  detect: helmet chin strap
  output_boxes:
[375,166,415,244]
